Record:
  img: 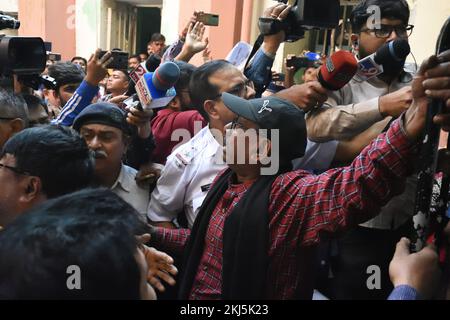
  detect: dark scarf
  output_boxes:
[178,169,277,300]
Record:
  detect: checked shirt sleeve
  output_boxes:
[270,118,418,247]
[152,227,191,256]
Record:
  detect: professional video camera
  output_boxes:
[0,12,47,89]
[259,0,340,42]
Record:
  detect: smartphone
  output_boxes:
[195,12,219,26]
[46,53,61,62]
[99,50,129,70]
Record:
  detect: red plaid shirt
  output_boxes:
[154,119,417,299]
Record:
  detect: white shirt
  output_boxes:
[111,164,150,221]
[148,126,226,229]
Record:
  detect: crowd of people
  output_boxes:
[1,0,450,300]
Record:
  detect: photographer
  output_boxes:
[244,3,328,111]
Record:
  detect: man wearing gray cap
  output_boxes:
[147,49,450,299]
[73,102,150,221]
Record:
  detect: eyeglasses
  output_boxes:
[0,163,31,176]
[361,24,414,38]
[211,79,255,100]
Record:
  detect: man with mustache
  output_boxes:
[73,102,150,221]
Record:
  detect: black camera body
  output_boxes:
[0,13,48,90]
[259,0,340,42]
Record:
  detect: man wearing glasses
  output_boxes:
[305,0,419,299]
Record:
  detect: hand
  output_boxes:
[181,12,199,41]
[135,162,164,188]
[108,94,129,106]
[184,22,209,55]
[275,81,328,112]
[125,105,153,139]
[137,234,178,293]
[389,238,441,299]
[202,46,213,64]
[379,86,413,118]
[261,3,292,55]
[404,50,450,139]
[85,49,113,86]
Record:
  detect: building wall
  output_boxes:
[160,0,180,44]
[407,0,450,64]
[18,0,76,60]
[174,0,247,66]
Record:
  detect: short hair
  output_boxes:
[129,54,141,61]
[1,125,94,198]
[173,61,197,94]
[47,62,85,92]
[350,0,410,33]
[113,69,131,83]
[22,94,49,115]
[189,60,233,121]
[149,33,166,44]
[0,89,29,127]
[71,56,87,66]
[0,188,148,299]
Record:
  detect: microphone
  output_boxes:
[355,39,411,81]
[135,61,180,111]
[317,50,358,91]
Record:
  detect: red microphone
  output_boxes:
[317,51,358,91]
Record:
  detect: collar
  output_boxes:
[111,164,132,193]
[203,126,222,158]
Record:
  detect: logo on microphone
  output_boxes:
[326,57,335,73]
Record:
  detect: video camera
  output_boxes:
[259,0,340,42]
[0,13,47,90]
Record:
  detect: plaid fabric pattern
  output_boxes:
[154,118,417,299]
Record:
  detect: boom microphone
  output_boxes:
[317,50,358,91]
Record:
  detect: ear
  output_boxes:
[122,134,131,153]
[168,96,182,111]
[19,176,43,204]
[9,118,25,135]
[204,100,220,120]
[255,138,272,164]
[52,90,61,105]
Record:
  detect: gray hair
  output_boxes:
[0,90,29,127]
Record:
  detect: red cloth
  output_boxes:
[154,119,416,299]
[151,109,206,164]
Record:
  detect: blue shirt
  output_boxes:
[52,80,99,127]
[244,48,275,97]
[388,285,422,300]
